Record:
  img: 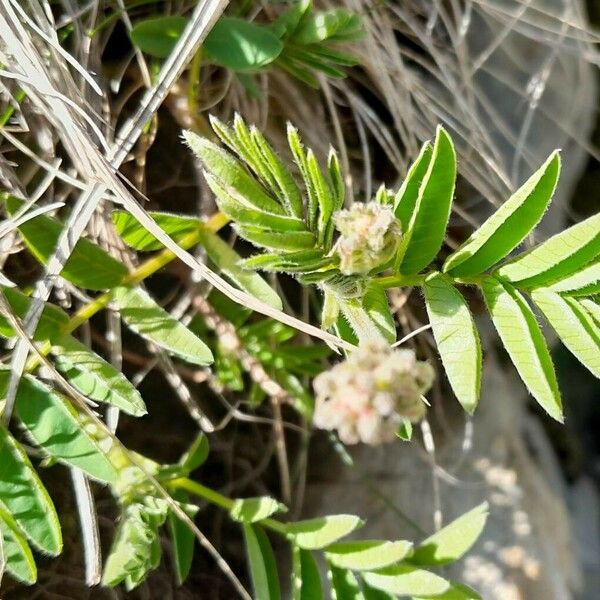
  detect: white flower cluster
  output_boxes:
[334,202,402,275]
[313,341,434,445]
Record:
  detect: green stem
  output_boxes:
[168,477,287,535]
[169,477,234,511]
[187,48,203,117]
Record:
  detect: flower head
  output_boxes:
[313,341,434,445]
[334,202,402,275]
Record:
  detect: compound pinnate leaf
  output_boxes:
[532,290,600,379]
[0,506,36,585]
[362,565,450,597]
[112,210,199,251]
[113,285,213,366]
[0,287,68,341]
[6,196,127,290]
[230,497,287,524]
[0,371,118,484]
[393,141,433,231]
[444,152,560,276]
[243,524,280,600]
[292,547,323,600]
[0,426,62,555]
[411,502,488,566]
[400,127,456,274]
[324,540,412,571]
[481,278,562,421]
[286,515,363,550]
[51,335,147,416]
[423,273,481,413]
[496,212,600,288]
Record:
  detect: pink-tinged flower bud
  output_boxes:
[313,341,434,445]
[334,202,402,275]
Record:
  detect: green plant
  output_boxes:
[184,115,599,424]
[0,113,597,596]
[129,1,361,87]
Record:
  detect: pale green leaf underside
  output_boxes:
[0,506,37,585]
[547,260,600,295]
[580,298,600,325]
[411,502,488,566]
[496,212,600,287]
[532,291,600,379]
[230,497,287,523]
[52,335,147,416]
[393,141,433,231]
[324,539,412,571]
[361,284,396,344]
[444,152,560,276]
[286,515,364,550]
[0,370,118,483]
[243,524,280,600]
[481,278,562,421]
[400,127,456,274]
[362,565,450,597]
[113,285,213,366]
[197,225,283,310]
[0,426,62,555]
[423,273,481,413]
